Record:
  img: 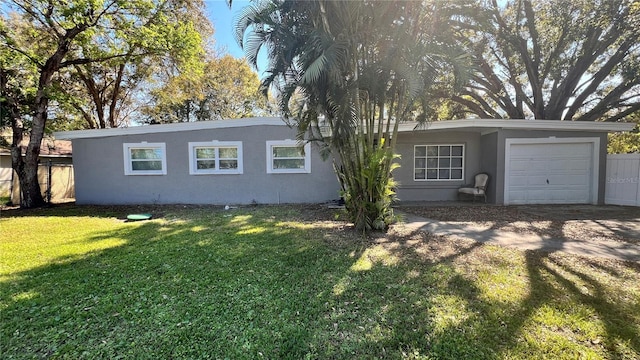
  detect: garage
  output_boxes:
[504,138,599,205]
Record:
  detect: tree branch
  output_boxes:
[563,38,636,120]
[59,52,148,68]
[11,0,62,37]
[599,103,640,123]
[546,6,629,119]
[577,80,639,121]
[453,90,503,118]
[1,39,44,68]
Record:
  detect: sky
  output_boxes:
[204,0,268,73]
[205,0,248,58]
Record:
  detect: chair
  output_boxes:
[458,173,489,203]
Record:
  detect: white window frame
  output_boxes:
[414,144,465,181]
[266,140,311,174]
[123,142,167,175]
[188,141,243,175]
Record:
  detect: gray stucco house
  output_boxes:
[54,117,633,206]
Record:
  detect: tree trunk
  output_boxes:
[1,68,45,208]
[14,150,45,208]
[15,59,60,208]
[8,109,45,208]
[108,63,126,128]
[11,25,85,208]
[19,90,49,208]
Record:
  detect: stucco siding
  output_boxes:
[480,132,499,203]
[72,125,340,205]
[394,131,482,202]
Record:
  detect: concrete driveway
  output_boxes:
[397,203,640,263]
[515,205,640,241]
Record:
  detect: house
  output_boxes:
[393,119,633,205]
[54,118,340,205]
[53,117,634,206]
[0,136,74,203]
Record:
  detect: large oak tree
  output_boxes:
[54,0,214,130]
[451,0,640,122]
[1,0,206,207]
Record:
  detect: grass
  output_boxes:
[1,204,639,359]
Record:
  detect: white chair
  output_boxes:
[458,173,489,203]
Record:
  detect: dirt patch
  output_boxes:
[397,204,640,245]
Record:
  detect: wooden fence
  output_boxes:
[605,154,640,206]
[11,162,75,204]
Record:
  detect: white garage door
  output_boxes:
[506,140,596,205]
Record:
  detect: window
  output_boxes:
[414,144,464,181]
[123,143,167,175]
[188,141,243,175]
[266,140,311,174]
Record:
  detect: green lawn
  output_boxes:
[1,205,639,359]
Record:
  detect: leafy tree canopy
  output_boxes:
[143,55,272,123]
[608,111,640,153]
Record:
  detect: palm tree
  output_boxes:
[235,0,466,231]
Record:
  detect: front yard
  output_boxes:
[1,204,639,359]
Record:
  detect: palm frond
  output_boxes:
[232,0,277,48]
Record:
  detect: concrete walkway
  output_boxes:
[399,212,640,263]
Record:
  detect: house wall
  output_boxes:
[394,131,482,202]
[72,124,340,205]
[495,130,608,204]
[392,129,608,204]
[480,132,499,203]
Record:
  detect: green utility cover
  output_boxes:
[127,213,153,221]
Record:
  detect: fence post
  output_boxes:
[47,159,52,204]
[637,159,640,206]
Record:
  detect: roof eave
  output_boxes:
[398,119,635,133]
[54,117,636,140]
[54,117,288,140]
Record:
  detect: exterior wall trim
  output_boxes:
[55,118,635,141]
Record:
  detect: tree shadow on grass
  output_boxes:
[2,207,639,359]
[399,204,640,245]
[430,252,639,358]
[312,222,640,358]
